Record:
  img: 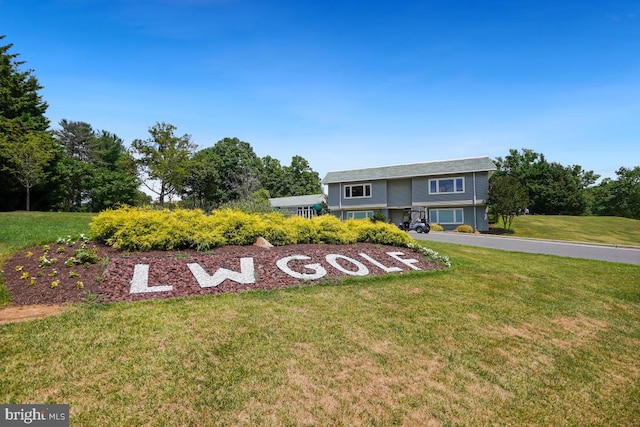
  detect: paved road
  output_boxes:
[412,232,640,265]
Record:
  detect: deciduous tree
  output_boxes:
[0,130,56,210]
[488,174,528,231]
[131,122,196,206]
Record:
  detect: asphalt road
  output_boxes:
[412,232,640,265]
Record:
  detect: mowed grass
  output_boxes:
[0,212,95,306]
[1,212,640,425]
[498,215,640,246]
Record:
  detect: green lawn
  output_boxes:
[1,212,639,425]
[497,215,640,246]
[0,212,94,306]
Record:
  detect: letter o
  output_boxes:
[325,254,369,276]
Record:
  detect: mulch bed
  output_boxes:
[2,241,442,306]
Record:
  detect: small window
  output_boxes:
[429,177,464,194]
[344,184,371,199]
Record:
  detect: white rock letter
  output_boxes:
[326,254,369,276]
[187,258,255,288]
[386,252,422,271]
[358,253,402,273]
[129,264,174,294]
[276,255,327,280]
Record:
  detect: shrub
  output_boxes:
[430,223,445,232]
[90,207,419,250]
[312,215,358,244]
[345,219,412,246]
[453,224,475,233]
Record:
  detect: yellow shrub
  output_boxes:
[344,219,412,246]
[453,224,475,233]
[430,223,445,232]
[255,211,299,245]
[312,215,358,244]
[90,207,419,250]
[285,215,321,244]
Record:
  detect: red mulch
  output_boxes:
[2,241,441,307]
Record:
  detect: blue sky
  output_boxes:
[2,0,638,183]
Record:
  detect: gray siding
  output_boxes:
[324,161,493,231]
[387,179,412,208]
[327,183,341,208]
[337,180,387,208]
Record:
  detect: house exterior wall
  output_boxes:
[387,178,412,208]
[326,170,492,231]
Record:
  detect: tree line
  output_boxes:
[1,36,638,219]
[0,36,321,212]
[489,148,640,228]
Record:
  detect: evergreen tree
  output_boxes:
[0,35,52,210]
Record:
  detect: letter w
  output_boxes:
[187,258,256,288]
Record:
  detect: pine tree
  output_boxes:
[0,35,52,210]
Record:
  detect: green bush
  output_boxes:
[430,223,445,232]
[453,224,475,233]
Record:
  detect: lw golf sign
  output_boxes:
[125,249,425,295]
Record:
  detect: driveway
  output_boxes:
[412,232,640,265]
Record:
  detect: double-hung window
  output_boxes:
[429,177,464,194]
[344,183,371,199]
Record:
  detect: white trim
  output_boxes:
[428,176,465,194]
[429,208,464,225]
[346,211,374,219]
[344,183,372,199]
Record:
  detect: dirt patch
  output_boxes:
[0,304,66,324]
[2,241,442,312]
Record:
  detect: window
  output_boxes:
[344,183,371,199]
[346,211,374,219]
[429,208,464,224]
[429,177,464,194]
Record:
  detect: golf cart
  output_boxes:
[397,209,431,233]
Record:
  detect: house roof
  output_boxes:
[321,156,497,184]
[269,193,326,208]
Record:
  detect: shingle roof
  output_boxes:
[322,156,496,184]
[269,194,326,208]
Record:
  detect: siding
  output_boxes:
[387,179,412,208]
[337,180,387,208]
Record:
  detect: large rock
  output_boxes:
[253,237,273,248]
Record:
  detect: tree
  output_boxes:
[207,137,262,204]
[0,35,50,210]
[493,148,598,215]
[259,156,287,198]
[260,154,322,198]
[131,122,196,206]
[183,147,220,211]
[53,119,93,161]
[588,167,640,219]
[283,155,322,196]
[0,130,56,210]
[488,174,529,231]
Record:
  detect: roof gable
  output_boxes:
[322,156,496,184]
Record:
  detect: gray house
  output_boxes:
[269,194,327,218]
[321,156,497,231]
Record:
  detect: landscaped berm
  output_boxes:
[2,211,639,426]
[2,207,450,306]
